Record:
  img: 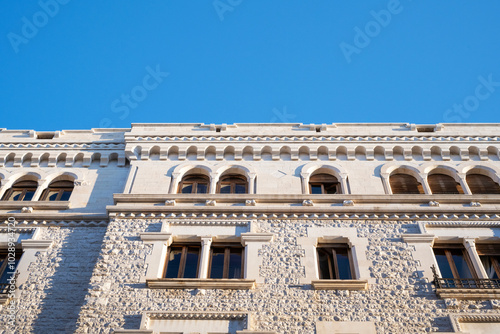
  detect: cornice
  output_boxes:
[0,220,108,227]
[129,135,500,142]
[109,210,500,221]
[0,142,124,149]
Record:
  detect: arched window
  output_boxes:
[41,180,74,201]
[466,174,500,194]
[1,180,38,201]
[389,173,424,194]
[309,173,340,194]
[178,175,209,194]
[428,174,463,194]
[217,174,247,194]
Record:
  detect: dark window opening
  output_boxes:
[428,174,463,194]
[466,174,500,194]
[389,173,424,194]
[317,245,353,280]
[309,173,340,194]
[217,175,248,194]
[178,175,209,194]
[163,245,200,279]
[40,180,74,201]
[1,180,38,201]
[209,245,244,279]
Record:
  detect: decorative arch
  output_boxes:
[213,163,257,194]
[170,163,215,194]
[460,164,500,194]
[300,163,349,194]
[0,172,41,201]
[380,163,428,194]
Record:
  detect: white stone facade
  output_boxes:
[0,123,500,333]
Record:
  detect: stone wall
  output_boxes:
[65,218,500,334]
[0,226,106,334]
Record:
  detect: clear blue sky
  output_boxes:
[1,1,500,130]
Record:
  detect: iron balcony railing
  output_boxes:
[0,283,10,294]
[434,277,500,289]
[431,265,500,289]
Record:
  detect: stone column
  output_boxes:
[199,237,213,279]
[463,238,487,279]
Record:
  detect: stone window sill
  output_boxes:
[0,201,69,210]
[146,278,256,290]
[436,288,500,300]
[0,294,11,305]
[311,279,368,291]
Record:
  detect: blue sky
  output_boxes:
[1,1,500,130]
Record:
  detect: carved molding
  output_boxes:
[450,313,500,333]
[146,278,256,290]
[0,220,108,227]
[311,279,368,291]
[436,288,500,300]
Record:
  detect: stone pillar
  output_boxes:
[463,238,487,279]
[199,237,213,279]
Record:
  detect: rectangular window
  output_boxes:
[317,245,353,279]
[209,245,244,279]
[433,244,479,288]
[476,244,500,279]
[0,251,22,294]
[163,245,200,279]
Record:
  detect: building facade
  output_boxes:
[1,123,500,333]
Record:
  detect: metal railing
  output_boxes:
[431,265,500,289]
[0,283,10,294]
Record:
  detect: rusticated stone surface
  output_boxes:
[3,219,500,333]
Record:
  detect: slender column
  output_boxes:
[199,237,213,279]
[248,173,256,194]
[457,173,472,195]
[419,173,432,194]
[463,238,487,279]
[300,173,310,194]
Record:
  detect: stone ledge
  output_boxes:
[0,201,70,210]
[146,278,256,290]
[113,331,153,334]
[311,279,368,291]
[437,288,500,300]
[0,294,11,305]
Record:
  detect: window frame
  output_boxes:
[40,180,74,201]
[316,243,354,280]
[433,244,478,280]
[308,173,340,195]
[389,173,424,194]
[1,180,38,201]
[177,175,210,194]
[427,173,463,195]
[217,174,248,194]
[208,243,244,279]
[163,244,201,279]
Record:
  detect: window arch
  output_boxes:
[177,174,210,194]
[389,173,424,194]
[40,180,74,201]
[309,173,340,194]
[466,174,500,194]
[217,174,248,194]
[428,173,464,194]
[1,179,38,201]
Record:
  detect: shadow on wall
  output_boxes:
[31,226,107,334]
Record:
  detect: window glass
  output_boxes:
[480,256,499,279]
[219,184,231,194]
[317,248,332,279]
[209,248,225,279]
[234,184,246,194]
[310,185,322,194]
[228,249,242,279]
[335,248,352,280]
[183,247,199,278]
[451,249,473,279]
[434,249,454,279]
[60,190,72,201]
[196,183,208,194]
[0,252,21,284]
[181,184,193,194]
[164,247,183,278]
